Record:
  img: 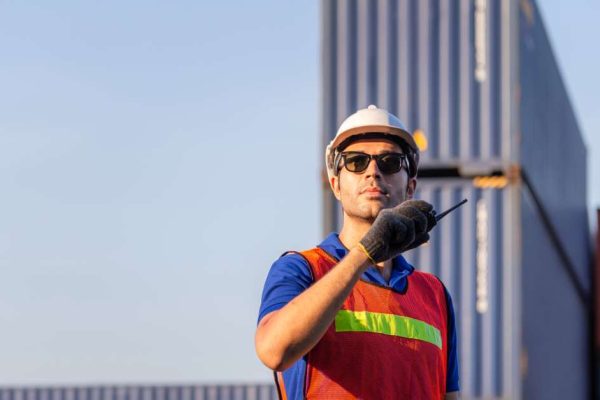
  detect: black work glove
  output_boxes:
[358,200,434,263]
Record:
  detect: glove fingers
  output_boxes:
[392,215,414,247]
[401,200,433,214]
[406,206,428,235]
[393,205,428,235]
[360,200,434,262]
[406,232,430,251]
[396,200,436,233]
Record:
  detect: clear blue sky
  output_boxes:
[0,1,597,385]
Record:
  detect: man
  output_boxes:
[255,105,459,399]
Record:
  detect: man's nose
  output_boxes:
[364,157,381,178]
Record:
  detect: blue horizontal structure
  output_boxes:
[0,386,277,400]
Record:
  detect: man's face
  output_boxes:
[331,138,416,222]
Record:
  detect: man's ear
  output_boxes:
[330,175,342,200]
[406,177,417,199]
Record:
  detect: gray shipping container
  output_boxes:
[321,0,592,399]
[405,179,519,398]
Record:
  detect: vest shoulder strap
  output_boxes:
[298,247,338,281]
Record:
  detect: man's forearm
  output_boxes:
[255,247,370,371]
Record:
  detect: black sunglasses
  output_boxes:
[338,151,408,174]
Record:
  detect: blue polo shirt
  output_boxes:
[258,233,460,397]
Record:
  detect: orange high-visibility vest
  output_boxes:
[275,247,448,400]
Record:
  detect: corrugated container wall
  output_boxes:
[518,1,589,289]
[0,385,279,400]
[321,0,518,234]
[321,0,514,166]
[518,2,591,399]
[405,180,519,398]
[321,0,591,399]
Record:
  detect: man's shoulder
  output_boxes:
[258,248,318,322]
[269,248,317,279]
[276,247,320,264]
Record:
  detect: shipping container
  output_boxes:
[321,0,592,399]
[406,179,520,398]
[0,385,278,400]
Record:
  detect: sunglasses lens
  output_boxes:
[341,152,405,174]
[377,154,403,174]
[344,153,371,172]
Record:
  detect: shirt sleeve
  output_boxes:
[444,286,460,392]
[257,252,314,323]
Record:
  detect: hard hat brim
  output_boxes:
[329,125,419,153]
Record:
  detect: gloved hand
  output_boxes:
[358,200,435,263]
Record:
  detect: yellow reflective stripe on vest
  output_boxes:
[335,310,443,349]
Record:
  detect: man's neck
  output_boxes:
[338,219,393,282]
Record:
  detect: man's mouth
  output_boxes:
[361,187,388,195]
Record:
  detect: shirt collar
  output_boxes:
[317,232,414,292]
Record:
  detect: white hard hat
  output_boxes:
[325,105,419,182]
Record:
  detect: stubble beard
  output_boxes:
[343,188,410,223]
[339,177,410,226]
[343,197,392,224]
